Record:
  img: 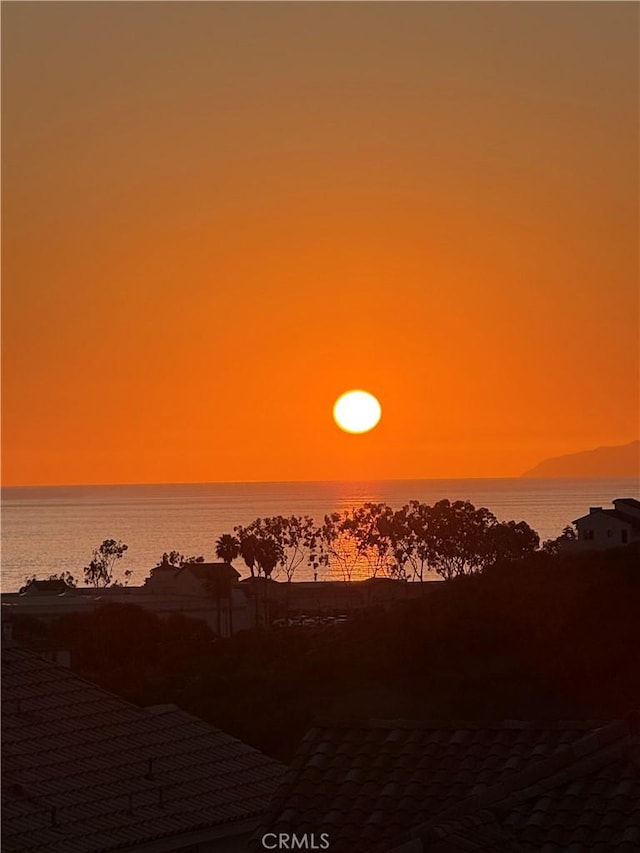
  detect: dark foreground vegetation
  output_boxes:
[11,543,639,763]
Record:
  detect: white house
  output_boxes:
[143,561,253,635]
[571,497,640,550]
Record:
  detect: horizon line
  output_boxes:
[3,474,639,490]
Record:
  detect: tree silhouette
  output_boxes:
[484,520,540,566]
[241,516,319,582]
[235,529,259,577]
[318,505,391,583]
[377,507,413,581]
[255,537,280,579]
[215,534,240,565]
[424,500,496,580]
[235,522,285,579]
[84,539,128,587]
[542,524,577,555]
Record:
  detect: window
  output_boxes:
[607,530,613,538]
[622,530,629,544]
[583,529,594,541]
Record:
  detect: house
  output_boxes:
[144,561,250,635]
[2,645,285,853]
[255,715,640,852]
[142,560,180,594]
[144,561,241,597]
[571,497,640,550]
[18,578,76,595]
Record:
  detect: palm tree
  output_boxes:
[255,538,279,579]
[215,534,240,565]
[214,535,241,636]
[238,534,259,578]
[255,538,280,628]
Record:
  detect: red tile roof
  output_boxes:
[409,714,640,853]
[2,647,284,852]
[419,810,521,852]
[257,716,639,853]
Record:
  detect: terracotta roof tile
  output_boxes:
[407,717,640,853]
[2,647,285,852]
[255,718,614,853]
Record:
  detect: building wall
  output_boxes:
[144,568,180,593]
[574,513,634,550]
[171,571,204,597]
[1,587,255,637]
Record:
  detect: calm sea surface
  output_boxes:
[1,478,638,592]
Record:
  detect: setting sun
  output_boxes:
[333,390,382,435]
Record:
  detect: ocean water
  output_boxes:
[1,478,637,592]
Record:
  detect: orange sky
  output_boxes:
[2,3,639,486]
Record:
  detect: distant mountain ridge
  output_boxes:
[522,441,640,479]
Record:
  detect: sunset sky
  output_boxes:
[2,2,638,486]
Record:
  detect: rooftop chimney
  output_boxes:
[589,507,603,514]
